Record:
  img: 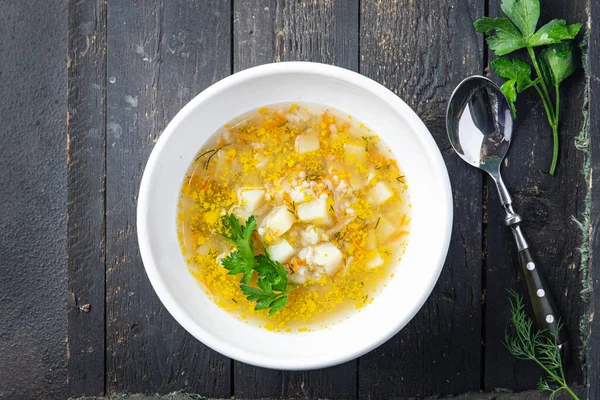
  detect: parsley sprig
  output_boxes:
[219,214,295,315]
[504,290,579,399]
[474,0,582,175]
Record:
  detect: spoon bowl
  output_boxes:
[446,76,513,177]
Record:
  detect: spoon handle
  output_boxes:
[517,245,569,361]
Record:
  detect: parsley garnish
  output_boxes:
[474,0,582,175]
[219,214,295,315]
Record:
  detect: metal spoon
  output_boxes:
[446,75,569,359]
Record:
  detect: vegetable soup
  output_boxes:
[177,103,411,331]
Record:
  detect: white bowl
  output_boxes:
[137,62,452,370]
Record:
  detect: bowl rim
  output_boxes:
[137,61,453,370]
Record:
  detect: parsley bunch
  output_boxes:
[504,290,579,399]
[219,214,295,315]
[474,0,582,175]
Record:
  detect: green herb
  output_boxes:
[218,214,295,315]
[201,143,229,170]
[362,135,371,151]
[219,215,258,284]
[504,290,579,399]
[334,229,347,241]
[374,217,381,230]
[474,0,581,175]
[195,148,216,161]
[305,167,322,181]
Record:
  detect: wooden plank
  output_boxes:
[484,0,588,391]
[66,0,107,396]
[232,1,359,398]
[586,0,600,397]
[0,0,68,398]
[357,0,484,398]
[105,0,232,395]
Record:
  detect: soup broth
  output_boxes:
[178,103,411,331]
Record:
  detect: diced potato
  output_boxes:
[366,251,384,269]
[268,239,296,264]
[238,187,265,213]
[370,182,394,205]
[297,198,331,225]
[313,242,343,275]
[295,130,320,154]
[344,143,366,164]
[262,206,295,236]
[375,215,395,241]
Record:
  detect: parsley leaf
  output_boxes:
[500,0,539,39]
[219,215,257,284]
[491,57,538,117]
[218,214,295,315]
[540,41,578,86]
[530,19,581,47]
[500,80,518,118]
[474,17,527,55]
[491,57,535,92]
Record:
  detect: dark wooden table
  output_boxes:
[2,0,600,399]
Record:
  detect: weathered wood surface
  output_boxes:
[587,0,600,398]
[0,0,597,398]
[232,1,358,399]
[357,0,485,398]
[105,0,231,396]
[484,0,588,391]
[0,0,68,399]
[67,0,107,396]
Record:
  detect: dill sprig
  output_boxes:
[504,290,579,400]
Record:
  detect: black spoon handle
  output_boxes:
[518,247,569,360]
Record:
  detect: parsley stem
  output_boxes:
[549,86,561,175]
[527,47,555,119]
[532,79,559,175]
[554,85,561,126]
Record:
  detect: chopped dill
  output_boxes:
[196,148,216,161]
[362,135,370,151]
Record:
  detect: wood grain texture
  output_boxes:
[357,1,485,398]
[67,0,107,396]
[105,0,231,395]
[232,1,359,398]
[0,1,68,399]
[587,0,599,397]
[484,0,588,391]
